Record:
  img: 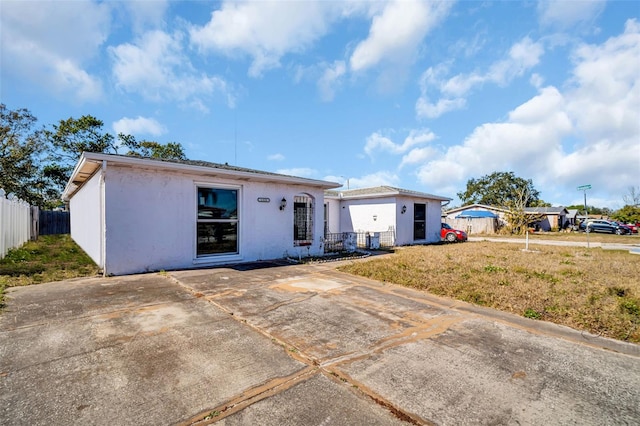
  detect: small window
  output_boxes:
[196,187,239,256]
[414,203,426,240]
[324,203,329,237]
[294,195,314,246]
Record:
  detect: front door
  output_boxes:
[414,203,425,240]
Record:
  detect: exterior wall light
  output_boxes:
[401,205,407,214]
[279,197,287,210]
[373,214,377,221]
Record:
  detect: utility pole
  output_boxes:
[577,184,591,248]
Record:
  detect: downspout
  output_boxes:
[441,200,451,219]
[100,160,107,277]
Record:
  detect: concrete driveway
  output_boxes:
[1,261,639,425]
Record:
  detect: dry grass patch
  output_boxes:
[338,242,640,343]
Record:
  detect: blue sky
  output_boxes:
[1,0,639,209]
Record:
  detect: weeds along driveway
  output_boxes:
[1,262,639,425]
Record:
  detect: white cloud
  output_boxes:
[416,37,544,118]
[400,147,438,169]
[486,37,545,86]
[530,73,545,89]
[415,96,466,119]
[349,0,452,72]
[0,0,109,102]
[113,116,167,137]
[119,0,169,33]
[190,1,344,77]
[109,30,234,111]
[537,0,605,30]
[416,86,572,189]
[318,61,346,101]
[347,172,400,189]
[412,21,640,205]
[276,168,317,178]
[268,153,285,161]
[566,19,640,143]
[364,129,436,158]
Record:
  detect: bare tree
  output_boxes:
[623,186,640,207]
[503,186,545,234]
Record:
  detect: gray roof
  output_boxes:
[63,152,341,200]
[455,210,498,219]
[445,203,510,214]
[325,185,450,201]
[524,207,568,214]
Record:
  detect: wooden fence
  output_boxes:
[445,217,499,235]
[38,210,70,235]
[0,188,32,259]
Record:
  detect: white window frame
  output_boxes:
[193,183,242,263]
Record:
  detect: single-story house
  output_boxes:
[444,204,570,233]
[524,207,569,231]
[453,210,499,234]
[566,209,579,227]
[324,186,451,246]
[443,204,510,221]
[442,204,507,234]
[62,153,341,276]
[453,210,498,219]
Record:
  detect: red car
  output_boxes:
[611,221,634,234]
[441,223,468,243]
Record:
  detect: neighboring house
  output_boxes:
[444,204,569,233]
[565,209,579,228]
[62,153,340,276]
[446,209,500,235]
[324,186,451,246]
[443,204,510,221]
[524,207,569,231]
[443,204,509,234]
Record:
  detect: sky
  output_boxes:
[1,0,639,209]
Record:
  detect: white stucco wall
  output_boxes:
[325,199,341,234]
[394,196,414,246]
[392,197,442,245]
[327,195,443,246]
[99,165,327,275]
[69,169,103,268]
[426,200,443,243]
[339,197,397,233]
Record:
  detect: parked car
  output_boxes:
[579,219,630,235]
[624,223,638,233]
[611,221,634,234]
[441,223,468,242]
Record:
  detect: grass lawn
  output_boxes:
[0,235,99,307]
[339,241,640,343]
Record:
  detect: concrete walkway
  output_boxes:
[468,236,640,253]
[1,262,639,425]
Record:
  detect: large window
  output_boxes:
[294,195,314,246]
[414,203,426,240]
[196,187,238,256]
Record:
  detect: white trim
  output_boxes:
[194,183,242,260]
[64,153,339,200]
[193,254,243,265]
[100,161,107,276]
